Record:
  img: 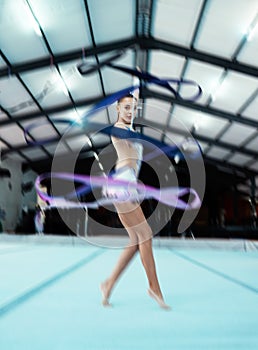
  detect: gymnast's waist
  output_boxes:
[112,166,137,181]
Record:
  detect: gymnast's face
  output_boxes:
[117,97,137,125]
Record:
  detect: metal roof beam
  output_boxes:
[138,37,258,78]
[1,87,258,133]
[1,36,257,79]
[136,118,258,159]
[0,94,110,127]
[143,88,258,129]
[0,38,135,78]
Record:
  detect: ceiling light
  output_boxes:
[93,152,99,161]
[86,139,93,147]
[193,122,199,132]
[174,154,180,164]
[210,76,226,102]
[99,163,104,172]
[59,76,69,96]
[52,71,69,96]
[243,12,258,42]
[74,110,83,124]
[23,0,42,37]
[246,22,258,41]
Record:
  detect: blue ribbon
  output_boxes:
[24,85,138,145]
[78,58,202,101]
[24,118,201,164]
[24,54,203,161]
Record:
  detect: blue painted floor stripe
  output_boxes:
[169,249,258,294]
[0,248,105,317]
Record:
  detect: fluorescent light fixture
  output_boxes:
[210,76,226,102]
[99,163,104,171]
[246,21,258,41]
[93,152,99,161]
[86,139,93,147]
[174,154,180,164]
[193,122,199,132]
[243,12,258,42]
[74,110,83,124]
[23,0,42,37]
[53,71,69,96]
[60,78,69,96]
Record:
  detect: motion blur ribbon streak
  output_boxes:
[23,50,203,211]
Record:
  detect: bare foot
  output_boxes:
[148,289,171,310]
[100,282,112,307]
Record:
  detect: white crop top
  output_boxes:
[112,123,143,177]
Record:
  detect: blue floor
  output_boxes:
[0,235,258,349]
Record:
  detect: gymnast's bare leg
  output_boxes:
[100,241,138,306]
[101,202,170,309]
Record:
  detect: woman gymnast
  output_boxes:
[100,93,170,310]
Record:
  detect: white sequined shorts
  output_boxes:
[103,166,139,202]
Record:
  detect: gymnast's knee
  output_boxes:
[130,243,139,252]
[135,227,153,243]
[126,230,139,248]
